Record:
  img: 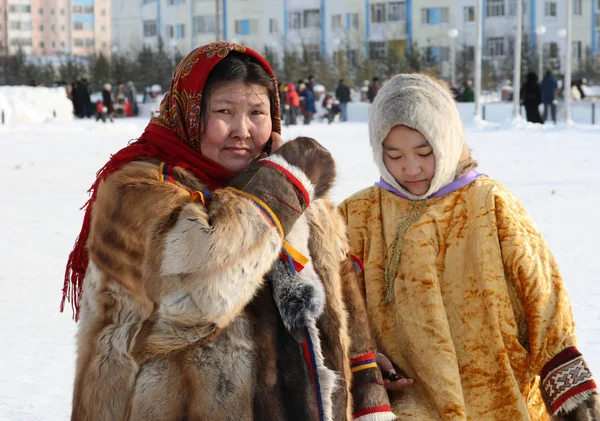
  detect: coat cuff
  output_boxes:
[350,352,396,420]
[541,347,597,416]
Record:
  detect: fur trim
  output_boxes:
[260,154,316,200]
[552,389,596,416]
[368,74,465,200]
[354,411,397,421]
[269,213,326,330]
[306,317,338,421]
[455,143,478,179]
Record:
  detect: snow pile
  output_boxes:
[0,86,73,126]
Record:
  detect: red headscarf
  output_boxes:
[62,42,281,321]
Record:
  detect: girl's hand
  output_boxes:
[269,131,285,154]
[376,352,414,391]
[258,132,285,159]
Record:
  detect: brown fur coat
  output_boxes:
[71,158,393,421]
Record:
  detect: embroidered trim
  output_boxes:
[351,352,378,373]
[159,162,213,206]
[226,187,285,238]
[348,253,364,272]
[302,326,325,421]
[260,155,314,204]
[541,347,597,415]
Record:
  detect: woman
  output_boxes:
[62,42,396,421]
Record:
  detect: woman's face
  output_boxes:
[200,81,272,173]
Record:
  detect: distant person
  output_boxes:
[367,77,381,103]
[520,72,543,123]
[335,79,351,122]
[459,80,474,102]
[101,83,114,122]
[298,83,316,125]
[448,81,461,100]
[284,83,300,126]
[540,70,558,124]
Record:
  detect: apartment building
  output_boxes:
[455,0,599,73]
[0,0,110,57]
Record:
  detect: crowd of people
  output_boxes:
[520,70,589,124]
[60,41,599,421]
[66,79,139,123]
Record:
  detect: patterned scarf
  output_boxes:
[62,42,281,321]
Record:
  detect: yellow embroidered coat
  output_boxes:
[339,177,577,421]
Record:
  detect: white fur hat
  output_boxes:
[368,74,465,200]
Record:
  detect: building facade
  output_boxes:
[2,0,598,75]
[0,0,110,58]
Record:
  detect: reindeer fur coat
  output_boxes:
[70,158,394,421]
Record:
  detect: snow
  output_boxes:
[1,94,600,420]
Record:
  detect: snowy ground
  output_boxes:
[1,116,599,420]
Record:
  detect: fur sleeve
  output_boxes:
[87,160,282,357]
[493,185,598,418]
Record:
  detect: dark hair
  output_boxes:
[200,52,277,138]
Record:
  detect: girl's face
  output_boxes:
[201,81,272,173]
[383,125,436,196]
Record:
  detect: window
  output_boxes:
[167,0,186,4]
[143,0,157,3]
[74,38,84,47]
[573,0,582,16]
[51,24,55,32]
[73,5,82,13]
[176,24,185,39]
[73,21,93,31]
[101,9,106,16]
[85,38,94,47]
[440,7,449,23]
[235,20,257,35]
[60,8,65,15]
[572,40,582,60]
[166,25,174,38]
[288,11,301,29]
[544,1,556,17]
[508,0,517,15]
[486,37,505,56]
[369,41,386,58]
[39,41,44,48]
[52,41,56,48]
[487,0,505,17]
[101,24,106,32]
[303,44,321,62]
[39,7,43,15]
[50,8,54,15]
[83,6,94,13]
[464,6,475,22]
[304,9,320,28]
[371,3,385,23]
[9,21,21,30]
[61,25,65,31]
[39,24,43,31]
[269,18,278,33]
[440,46,450,62]
[331,14,342,29]
[143,20,157,37]
[348,12,359,29]
[388,2,405,21]
[347,49,358,66]
[193,15,216,34]
[235,20,249,35]
[421,8,442,24]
